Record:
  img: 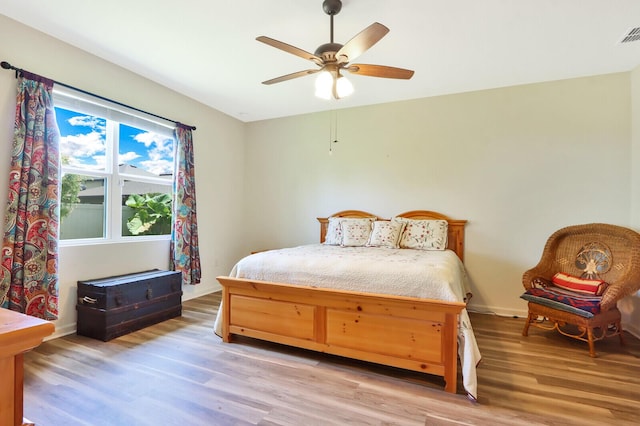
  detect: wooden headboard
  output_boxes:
[317,210,467,262]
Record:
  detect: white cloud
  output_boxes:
[139,159,174,176]
[134,132,173,157]
[134,132,172,150]
[62,153,106,171]
[119,151,141,163]
[58,114,107,170]
[60,131,104,157]
[91,155,107,169]
[67,115,106,134]
[133,131,160,147]
[131,132,174,175]
[76,155,107,171]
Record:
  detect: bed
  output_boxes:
[215,210,481,400]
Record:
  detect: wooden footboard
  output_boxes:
[217,276,465,393]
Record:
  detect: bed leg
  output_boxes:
[444,378,457,394]
[221,318,233,343]
[221,287,232,343]
[221,320,231,343]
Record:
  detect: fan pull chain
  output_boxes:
[329,110,338,155]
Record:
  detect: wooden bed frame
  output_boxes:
[217,210,468,394]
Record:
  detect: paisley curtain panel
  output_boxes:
[170,124,201,286]
[0,72,60,319]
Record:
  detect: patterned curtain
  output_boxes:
[0,72,60,319]
[170,124,201,285]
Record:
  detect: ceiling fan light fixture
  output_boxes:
[336,74,353,98]
[315,71,334,99]
[315,70,353,100]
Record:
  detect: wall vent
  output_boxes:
[620,27,640,43]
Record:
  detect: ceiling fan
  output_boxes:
[256,0,415,100]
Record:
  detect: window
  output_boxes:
[54,87,175,242]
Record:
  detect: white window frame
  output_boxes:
[54,86,175,246]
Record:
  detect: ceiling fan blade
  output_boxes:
[256,36,323,65]
[262,69,320,85]
[336,22,389,64]
[346,64,414,79]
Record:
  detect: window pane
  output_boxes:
[122,180,172,236]
[54,99,175,242]
[60,175,106,239]
[119,124,174,177]
[55,107,107,171]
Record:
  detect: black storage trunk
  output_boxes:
[76,269,182,341]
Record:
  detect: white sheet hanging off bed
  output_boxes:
[214,244,482,400]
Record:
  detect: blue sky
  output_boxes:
[55,107,174,176]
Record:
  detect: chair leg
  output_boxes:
[617,320,626,346]
[587,327,596,358]
[522,312,533,336]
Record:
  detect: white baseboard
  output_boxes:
[44,288,222,342]
[467,304,529,319]
[625,323,640,340]
[470,304,640,340]
[44,295,640,342]
[45,323,76,341]
[182,287,219,302]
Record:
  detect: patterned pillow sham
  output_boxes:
[397,218,448,250]
[324,217,375,246]
[341,219,374,247]
[324,217,344,245]
[366,219,406,248]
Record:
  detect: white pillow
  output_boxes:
[366,219,406,248]
[398,219,448,250]
[324,217,344,245]
[340,219,374,247]
[324,217,375,245]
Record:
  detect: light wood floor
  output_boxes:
[22,292,640,426]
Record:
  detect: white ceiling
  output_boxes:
[2,0,640,123]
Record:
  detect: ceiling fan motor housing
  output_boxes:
[323,0,342,15]
[314,42,343,61]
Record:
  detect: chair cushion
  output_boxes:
[521,286,602,318]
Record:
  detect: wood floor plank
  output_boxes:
[20,292,640,426]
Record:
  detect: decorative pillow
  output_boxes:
[341,219,374,247]
[397,219,448,250]
[325,217,375,245]
[324,217,344,245]
[531,277,552,288]
[551,272,608,296]
[366,219,406,248]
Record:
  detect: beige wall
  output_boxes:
[0,15,246,337]
[626,65,640,337]
[244,73,632,318]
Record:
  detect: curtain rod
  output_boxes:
[1,61,196,131]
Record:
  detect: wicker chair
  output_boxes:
[521,223,640,357]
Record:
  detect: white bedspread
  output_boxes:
[214,244,481,400]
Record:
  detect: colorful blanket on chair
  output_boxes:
[521,286,602,318]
